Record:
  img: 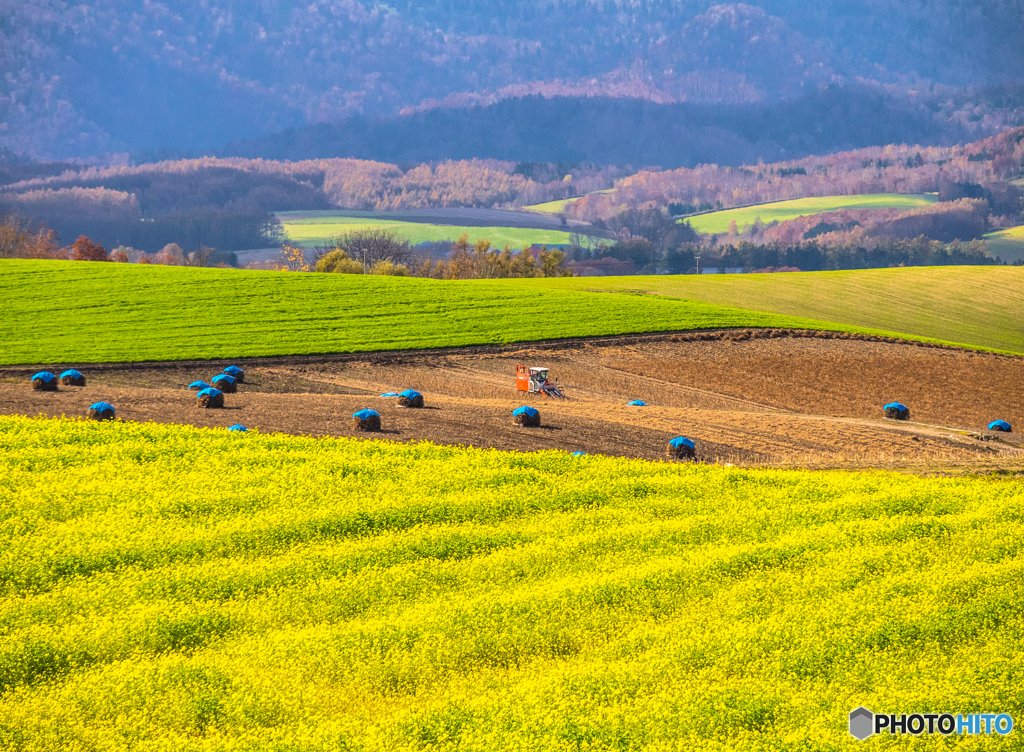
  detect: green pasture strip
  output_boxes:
[523,190,613,214]
[528,266,1024,355]
[1,416,1022,751]
[984,226,1024,264]
[0,260,858,365]
[687,194,939,234]
[523,197,583,213]
[278,214,573,248]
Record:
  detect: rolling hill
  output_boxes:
[2,261,1021,366]
[686,194,939,235]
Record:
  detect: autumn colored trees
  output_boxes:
[69,236,109,261]
[0,212,61,259]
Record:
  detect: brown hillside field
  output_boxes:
[2,332,1022,472]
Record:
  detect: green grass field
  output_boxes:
[984,226,1024,264]
[278,213,573,248]
[2,415,1022,750]
[687,194,939,234]
[522,190,614,214]
[537,266,1024,355]
[2,262,1021,365]
[0,260,868,365]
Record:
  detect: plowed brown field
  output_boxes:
[3,331,1022,471]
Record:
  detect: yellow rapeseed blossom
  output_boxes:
[0,415,1021,750]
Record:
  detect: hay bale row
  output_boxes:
[60,369,86,387]
[666,436,696,459]
[512,406,540,427]
[31,371,58,391]
[883,402,910,421]
[196,388,224,409]
[212,374,238,393]
[87,401,116,421]
[398,389,424,408]
[353,409,381,431]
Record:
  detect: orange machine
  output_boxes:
[516,365,565,398]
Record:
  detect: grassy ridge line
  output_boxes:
[1,415,1022,750]
[278,214,574,248]
[529,266,1024,355]
[687,193,938,234]
[0,260,880,366]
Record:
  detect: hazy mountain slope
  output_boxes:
[223,89,972,168]
[2,1,1023,159]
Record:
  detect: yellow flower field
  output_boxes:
[1,416,1022,750]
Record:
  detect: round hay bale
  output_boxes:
[512,406,540,427]
[188,380,212,391]
[988,420,1012,433]
[87,401,116,421]
[666,436,696,459]
[352,409,381,431]
[883,402,909,421]
[31,371,58,391]
[196,388,224,409]
[627,400,647,406]
[211,374,237,393]
[228,424,248,432]
[398,389,424,408]
[60,369,86,387]
[222,365,245,383]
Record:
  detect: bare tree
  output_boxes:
[326,228,413,272]
[0,212,61,259]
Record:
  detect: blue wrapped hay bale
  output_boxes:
[353,408,381,432]
[379,392,399,398]
[211,374,237,393]
[87,401,116,421]
[883,402,910,421]
[196,387,224,409]
[398,389,424,408]
[513,405,540,427]
[222,365,245,384]
[31,371,58,391]
[988,420,1012,433]
[667,436,696,459]
[188,380,212,391]
[627,400,647,407]
[228,424,248,432]
[60,369,86,387]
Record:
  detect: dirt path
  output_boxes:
[3,333,1022,470]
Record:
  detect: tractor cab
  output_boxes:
[516,365,565,398]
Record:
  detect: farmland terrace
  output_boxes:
[3,330,1022,473]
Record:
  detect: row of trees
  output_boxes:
[656,237,999,274]
[0,213,239,265]
[2,156,620,215]
[272,230,571,279]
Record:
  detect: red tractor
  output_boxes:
[516,364,566,398]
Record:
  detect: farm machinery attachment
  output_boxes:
[516,364,566,399]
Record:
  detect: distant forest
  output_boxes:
[221,89,1021,169]
[7,0,1024,159]
[1,127,1021,260]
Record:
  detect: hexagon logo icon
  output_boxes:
[849,707,874,740]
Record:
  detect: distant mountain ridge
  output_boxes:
[3,1,1024,159]
[223,89,1022,169]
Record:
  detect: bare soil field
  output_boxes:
[3,331,1022,472]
